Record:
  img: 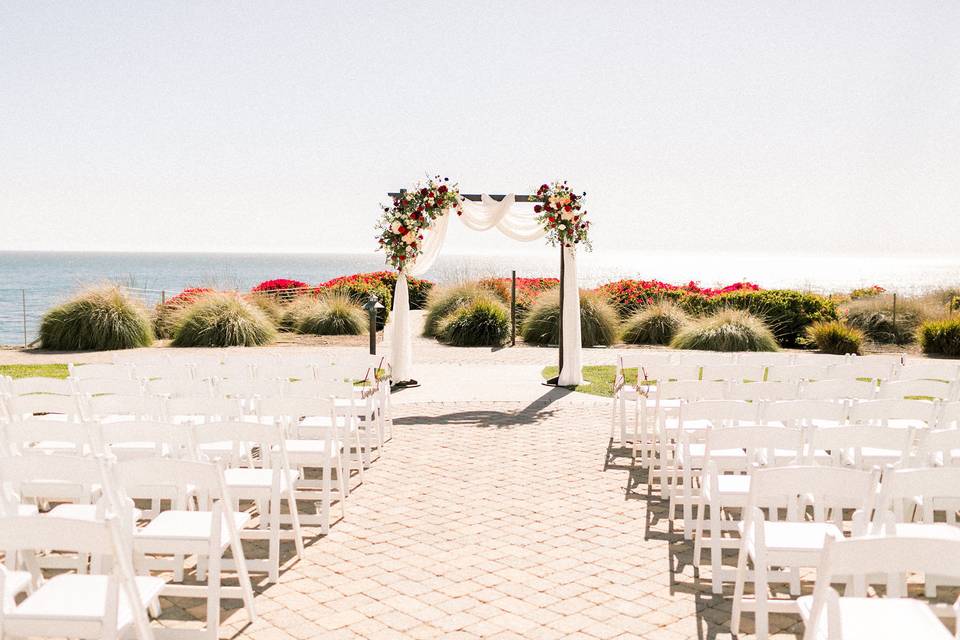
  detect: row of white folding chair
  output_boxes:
[725,465,960,638]
[0,453,255,639]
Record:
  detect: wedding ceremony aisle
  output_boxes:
[148,399,783,640]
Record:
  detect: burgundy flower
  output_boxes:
[534,205,542,213]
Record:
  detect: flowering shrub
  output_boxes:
[849,285,886,300]
[154,287,213,338]
[597,279,762,318]
[320,271,434,309]
[529,181,591,249]
[251,279,310,302]
[376,176,462,270]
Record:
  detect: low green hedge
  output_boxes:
[437,296,510,346]
[919,318,960,357]
[670,309,778,352]
[805,320,864,355]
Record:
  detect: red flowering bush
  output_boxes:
[597,279,762,318]
[153,287,213,338]
[251,279,311,302]
[849,285,886,300]
[319,271,434,309]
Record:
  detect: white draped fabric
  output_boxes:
[388,194,584,386]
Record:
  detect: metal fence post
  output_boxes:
[161,290,166,305]
[892,293,898,344]
[511,270,517,346]
[21,289,27,348]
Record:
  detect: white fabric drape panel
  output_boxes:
[558,245,584,386]
[387,194,581,385]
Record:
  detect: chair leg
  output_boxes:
[709,503,724,595]
[321,464,332,535]
[755,560,769,639]
[286,487,305,558]
[268,496,280,583]
[206,549,221,640]
[731,542,750,636]
[338,465,347,520]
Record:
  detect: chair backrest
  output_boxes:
[193,362,254,381]
[4,394,81,422]
[761,399,848,426]
[3,418,96,456]
[114,457,228,507]
[656,380,727,402]
[736,352,791,367]
[67,363,133,380]
[75,377,144,397]
[939,402,960,429]
[765,363,833,383]
[794,353,849,366]
[876,466,960,523]
[810,425,915,468]
[673,351,735,366]
[847,398,938,427]
[725,381,799,402]
[678,400,759,425]
[166,396,244,423]
[899,360,960,383]
[920,427,960,466]
[877,378,954,401]
[636,364,701,385]
[618,352,675,373]
[145,377,212,398]
[283,378,355,400]
[97,420,193,459]
[704,425,805,469]
[83,394,165,422]
[0,514,117,555]
[801,378,876,400]
[829,361,897,382]
[133,363,195,381]
[112,352,169,365]
[748,465,877,522]
[700,364,765,383]
[7,376,75,396]
[0,453,105,505]
[216,378,284,400]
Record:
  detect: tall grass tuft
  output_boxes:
[423,283,487,337]
[670,309,778,352]
[622,300,688,345]
[295,294,366,335]
[170,292,276,347]
[522,289,620,347]
[245,293,285,327]
[844,296,942,344]
[918,318,960,357]
[437,295,510,346]
[39,286,154,351]
[805,320,865,355]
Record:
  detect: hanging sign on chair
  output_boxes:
[529,181,592,250]
[376,176,462,270]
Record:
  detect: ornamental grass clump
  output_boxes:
[622,300,688,345]
[423,283,487,337]
[844,296,940,344]
[805,320,865,355]
[153,287,212,339]
[171,292,276,347]
[670,309,778,352]
[437,295,510,347]
[39,286,154,351]
[521,289,619,347]
[918,318,960,357]
[295,294,366,336]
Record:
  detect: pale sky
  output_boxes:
[2,1,958,258]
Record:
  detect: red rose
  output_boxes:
[397,226,407,235]
[564,205,572,212]
[419,188,428,196]
[548,217,556,223]
[534,205,542,213]
[540,184,548,192]
[438,185,447,193]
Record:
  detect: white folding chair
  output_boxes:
[809,425,915,469]
[877,378,955,401]
[193,423,305,583]
[144,377,213,399]
[920,427,960,467]
[7,377,75,397]
[193,363,253,382]
[731,465,877,639]
[0,515,160,640]
[899,360,960,383]
[3,419,97,457]
[761,399,848,428]
[68,363,134,381]
[939,402,960,429]
[83,395,165,423]
[674,351,735,366]
[166,397,247,462]
[113,457,256,639]
[693,425,806,593]
[801,379,877,401]
[798,536,960,640]
[97,420,193,461]
[258,396,349,531]
[701,364,765,383]
[829,361,897,382]
[4,394,82,423]
[133,363,195,382]
[617,362,700,461]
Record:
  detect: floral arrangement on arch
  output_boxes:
[529,181,591,250]
[376,176,463,270]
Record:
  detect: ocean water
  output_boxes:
[1,250,958,345]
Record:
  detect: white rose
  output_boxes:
[391,222,402,233]
[561,210,574,221]
[403,231,416,244]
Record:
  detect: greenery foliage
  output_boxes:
[319,272,433,309]
[244,293,285,327]
[171,292,276,347]
[39,286,154,351]
[622,300,688,345]
[322,280,391,330]
[294,294,366,335]
[844,296,940,344]
[918,318,960,357]
[423,283,487,337]
[805,320,865,355]
[521,289,619,347]
[436,295,511,346]
[670,309,778,352]
[0,364,69,379]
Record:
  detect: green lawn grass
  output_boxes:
[0,364,69,379]
[541,365,637,398]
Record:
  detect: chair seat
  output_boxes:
[882,522,960,541]
[6,574,164,629]
[107,442,170,458]
[16,504,39,517]
[796,595,952,640]
[137,510,250,546]
[739,521,841,554]
[678,445,747,466]
[275,440,343,456]
[224,468,301,491]
[2,567,32,603]
[711,474,752,496]
[47,503,143,522]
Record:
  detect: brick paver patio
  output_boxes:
[153,401,804,639]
